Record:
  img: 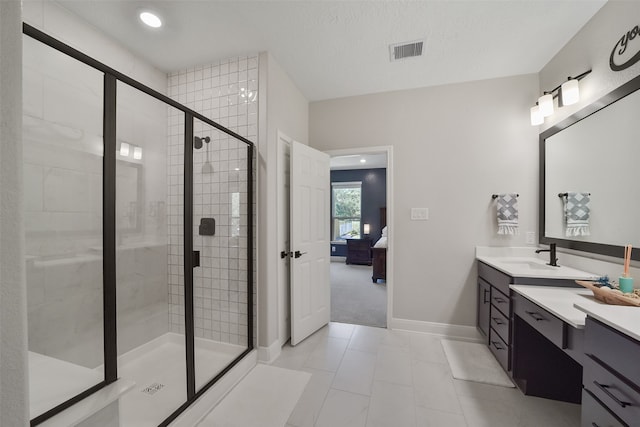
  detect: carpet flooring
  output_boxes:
[330,262,387,328]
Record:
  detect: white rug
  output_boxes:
[441,340,515,388]
[198,364,311,427]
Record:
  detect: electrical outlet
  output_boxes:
[411,208,429,220]
[526,231,536,245]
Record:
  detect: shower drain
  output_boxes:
[141,382,165,395]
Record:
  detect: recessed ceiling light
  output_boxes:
[140,11,162,28]
[360,158,366,163]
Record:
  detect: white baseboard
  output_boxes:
[390,318,484,343]
[257,339,282,364]
[172,350,257,427]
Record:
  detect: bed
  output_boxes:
[371,208,387,282]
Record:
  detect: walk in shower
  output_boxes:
[22,24,254,426]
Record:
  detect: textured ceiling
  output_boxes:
[54,0,607,101]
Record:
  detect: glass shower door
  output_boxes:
[22,35,106,422]
[191,118,249,392]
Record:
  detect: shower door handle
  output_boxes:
[193,251,200,268]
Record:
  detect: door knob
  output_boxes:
[280,251,292,259]
[294,251,307,259]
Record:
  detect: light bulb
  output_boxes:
[140,12,162,28]
[538,94,554,117]
[119,142,130,156]
[561,79,580,106]
[530,105,543,126]
[133,146,142,160]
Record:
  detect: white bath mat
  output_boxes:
[198,364,311,427]
[441,340,514,388]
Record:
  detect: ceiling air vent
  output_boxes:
[390,40,424,61]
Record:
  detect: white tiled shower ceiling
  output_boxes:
[167,55,258,346]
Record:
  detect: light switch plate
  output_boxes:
[411,208,429,220]
[526,231,536,245]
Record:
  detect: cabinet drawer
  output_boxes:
[581,389,625,427]
[513,293,565,349]
[489,327,510,372]
[491,287,510,318]
[478,262,511,295]
[585,317,640,386]
[490,306,510,344]
[583,355,640,426]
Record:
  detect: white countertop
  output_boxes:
[476,247,599,280]
[574,300,640,342]
[510,285,596,328]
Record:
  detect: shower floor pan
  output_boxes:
[117,333,246,427]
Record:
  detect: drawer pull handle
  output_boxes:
[491,340,504,350]
[593,381,632,408]
[491,317,504,325]
[525,311,546,321]
[483,289,490,303]
[494,297,506,303]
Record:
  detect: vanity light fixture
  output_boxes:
[530,69,591,126]
[133,146,142,160]
[140,11,162,28]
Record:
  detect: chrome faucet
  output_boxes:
[536,243,559,267]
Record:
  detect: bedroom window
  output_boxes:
[332,181,362,241]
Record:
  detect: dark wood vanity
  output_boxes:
[477,260,640,426]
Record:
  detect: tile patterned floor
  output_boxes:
[273,323,580,427]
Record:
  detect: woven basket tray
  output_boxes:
[575,280,640,307]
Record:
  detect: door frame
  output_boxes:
[276,131,292,346]
[324,146,394,328]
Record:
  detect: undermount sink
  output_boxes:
[498,260,556,270]
[481,256,599,280]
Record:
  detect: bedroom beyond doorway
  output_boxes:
[328,151,388,328]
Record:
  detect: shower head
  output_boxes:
[194,136,211,150]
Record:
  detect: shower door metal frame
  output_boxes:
[23,23,255,427]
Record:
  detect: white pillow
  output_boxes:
[373,237,387,248]
[381,226,388,237]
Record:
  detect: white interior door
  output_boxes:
[290,141,330,346]
[277,132,291,346]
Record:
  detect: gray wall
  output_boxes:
[310,74,540,327]
[257,52,309,350]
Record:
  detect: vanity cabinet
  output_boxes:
[477,262,513,373]
[581,317,640,427]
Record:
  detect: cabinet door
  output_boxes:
[477,279,491,340]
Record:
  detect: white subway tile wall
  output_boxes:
[167,55,258,346]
